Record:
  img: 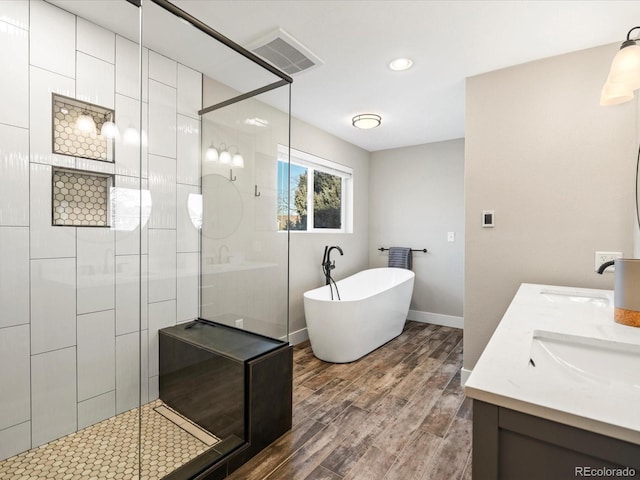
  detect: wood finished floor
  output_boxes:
[228,321,472,480]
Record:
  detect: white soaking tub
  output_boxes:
[303,267,415,363]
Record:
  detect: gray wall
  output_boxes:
[369,140,465,322]
[464,43,637,371]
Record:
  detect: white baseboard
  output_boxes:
[286,327,309,345]
[460,367,472,386]
[407,310,464,329]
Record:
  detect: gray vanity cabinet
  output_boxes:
[473,400,640,480]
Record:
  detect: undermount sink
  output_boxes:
[539,289,610,307]
[530,330,640,389]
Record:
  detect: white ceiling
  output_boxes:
[171,1,640,152]
[54,0,640,152]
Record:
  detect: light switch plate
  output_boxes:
[482,210,494,227]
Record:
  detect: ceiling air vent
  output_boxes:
[248,28,323,76]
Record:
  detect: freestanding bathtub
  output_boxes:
[303,267,415,363]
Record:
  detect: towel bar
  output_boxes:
[378,247,427,253]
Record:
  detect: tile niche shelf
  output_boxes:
[52,94,115,163]
[52,168,113,227]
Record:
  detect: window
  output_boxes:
[277,145,353,232]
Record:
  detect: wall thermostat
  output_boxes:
[482,210,495,228]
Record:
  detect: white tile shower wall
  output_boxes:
[76,51,115,109]
[148,79,177,158]
[0,0,203,461]
[177,115,201,185]
[78,391,116,430]
[76,17,115,64]
[0,325,30,430]
[0,422,30,463]
[114,175,149,256]
[115,94,144,177]
[0,124,29,226]
[77,310,116,402]
[77,228,116,314]
[0,1,29,29]
[29,0,75,78]
[115,331,141,414]
[148,228,177,303]
[0,227,29,328]
[29,66,76,168]
[0,18,28,128]
[116,255,143,336]
[177,64,202,119]
[177,184,200,252]
[115,35,149,102]
[30,258,77,355]
[30,163,77,258]
[149,154,177,229]
[177,252,199,323]
[31,346,77,447]
[148,299,176,383]
[149,51,177,88]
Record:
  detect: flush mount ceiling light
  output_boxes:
[601,26,640,106]
[352,114,382,129]
[389,57,413,71]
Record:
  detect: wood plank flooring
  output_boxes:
[228,321,472,480]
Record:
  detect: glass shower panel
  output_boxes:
[136,2,291,478]
[200,85,291,342]
[0,0,146,478]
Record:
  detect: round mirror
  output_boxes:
[201,174,243,239]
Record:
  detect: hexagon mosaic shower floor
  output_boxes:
[0,400,218,479]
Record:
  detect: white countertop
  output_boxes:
[465,283,640,445]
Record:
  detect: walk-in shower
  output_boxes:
[0,1,292,478]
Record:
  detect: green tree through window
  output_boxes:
[277,146,351,232]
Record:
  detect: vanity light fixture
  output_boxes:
[232,150,244,168]
[205,142,219,162]
[76,111,97,134]
[389,57,413,71]
[205,142,244,167]
[100,120,120,140]
[219,146,232,165]
[601,26,640,106]
[352,113,381,129]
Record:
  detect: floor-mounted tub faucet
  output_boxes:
[322,245,344,285]
[322,246,344,301]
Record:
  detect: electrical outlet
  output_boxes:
[594,251,623,273]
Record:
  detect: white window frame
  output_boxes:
[277,144,353,233]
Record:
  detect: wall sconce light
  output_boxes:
[601,26,640,106]
[76,111,97,134]
[100,120,120,140]
[352,113,382,129]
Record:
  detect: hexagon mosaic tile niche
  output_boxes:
[52,94,115,162]
[52,168,113,227]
